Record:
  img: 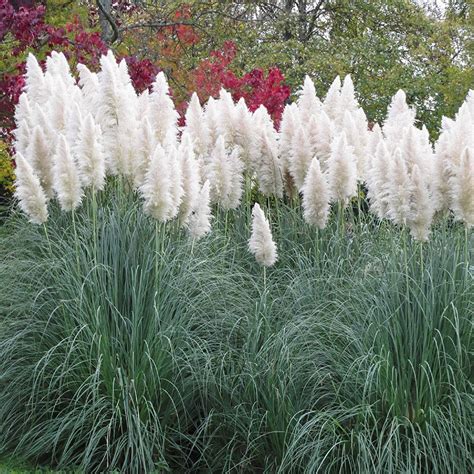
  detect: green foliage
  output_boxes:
[0,185,472,472]
[223,0,474,138]
[0,141,14,196]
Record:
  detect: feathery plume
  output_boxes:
[168,146,184,219]
[77,63,100,117]
[407,164,434,241]
[386,148,412,226]
[134,117,156,189]
[203,96,220,148]
[75,114,106,190]
[12,119,31,157]
[366,140,391,219]
[326,132,358,205]
[45,51,75,89]
[233,98,256,167]
[297,75,322,122]
[178,143,201,224]
[450,147,474,228]
[383,90,416,146]
[208,136,244,210]
[148,72,179,144]
[25,126,54,198]
[47,80,69,133]
[323,76,342,121]
[301,158,330,229]
[24,53,48,105]
[279,103,301,171]
[140,144,174,222]
[187,180,212,240]
[289,125,313,190]
[248,203,278,267]
[367,123,384,159]
[309,110,334,173]
[342,110,368,179]
[14,152,48,224]
[53,135,83,211]
[339,75,358,113]
[216,89,238,144]
[183,92,210,158]
[254,128,283,198]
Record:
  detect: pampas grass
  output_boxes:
[3,49,473,473]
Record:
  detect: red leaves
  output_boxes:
[0,0,45,49]
[0,1,291,135]
[124,56,159,93]
[193,42,290,128]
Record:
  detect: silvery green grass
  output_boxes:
[0,50,472,472]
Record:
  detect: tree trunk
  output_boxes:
[97,0,113,43]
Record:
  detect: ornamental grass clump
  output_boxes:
[1,49,472,473]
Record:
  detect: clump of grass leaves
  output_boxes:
[0,189,472,473]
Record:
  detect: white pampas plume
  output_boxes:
[187,180,212,240]
[65,97,84,151]
[450,147,474,228]
[366,140,391,219]
[323,76,342,121]
[114,59,139,178]
[140,144,175,222]
[47,80,69,132]
[168,147,184,219]
[53,135,83,211]
[233,97,256,166]
[433,130,451,212]
[216,88,238,144]
[183,92,210,158]
[13,119,31,157]
[407,164,434,241]
[97,51,134,176]
[134,117,156,189]
[14,94,34,156]
[297,75,322,122]
[342,110,368,179]
[24,53,48,105]
[279,103,301,171]
[75,114,106,190]
[327,132,358,205]
[178,143,201,224]
[77,63,100,117]
[248,203,278,267]
[25,126,54,198]
[204,96,220,147]
[289,125,313,190]
[383,90,416,146]
[253,105,275,136]
[138,89,150,118]
[148,71,179,144]
[32,104,58,153]
[254,128,283,198]
[367,123,384,159]
[14,152,48,224]
[45,51,75,89]
[339,75,358,114]
[14,92,33,128]
[386,148,412,226]
[309,110,334,173]
[400,125,430,175]
[208,136,244,210]
[301,158,330,229]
